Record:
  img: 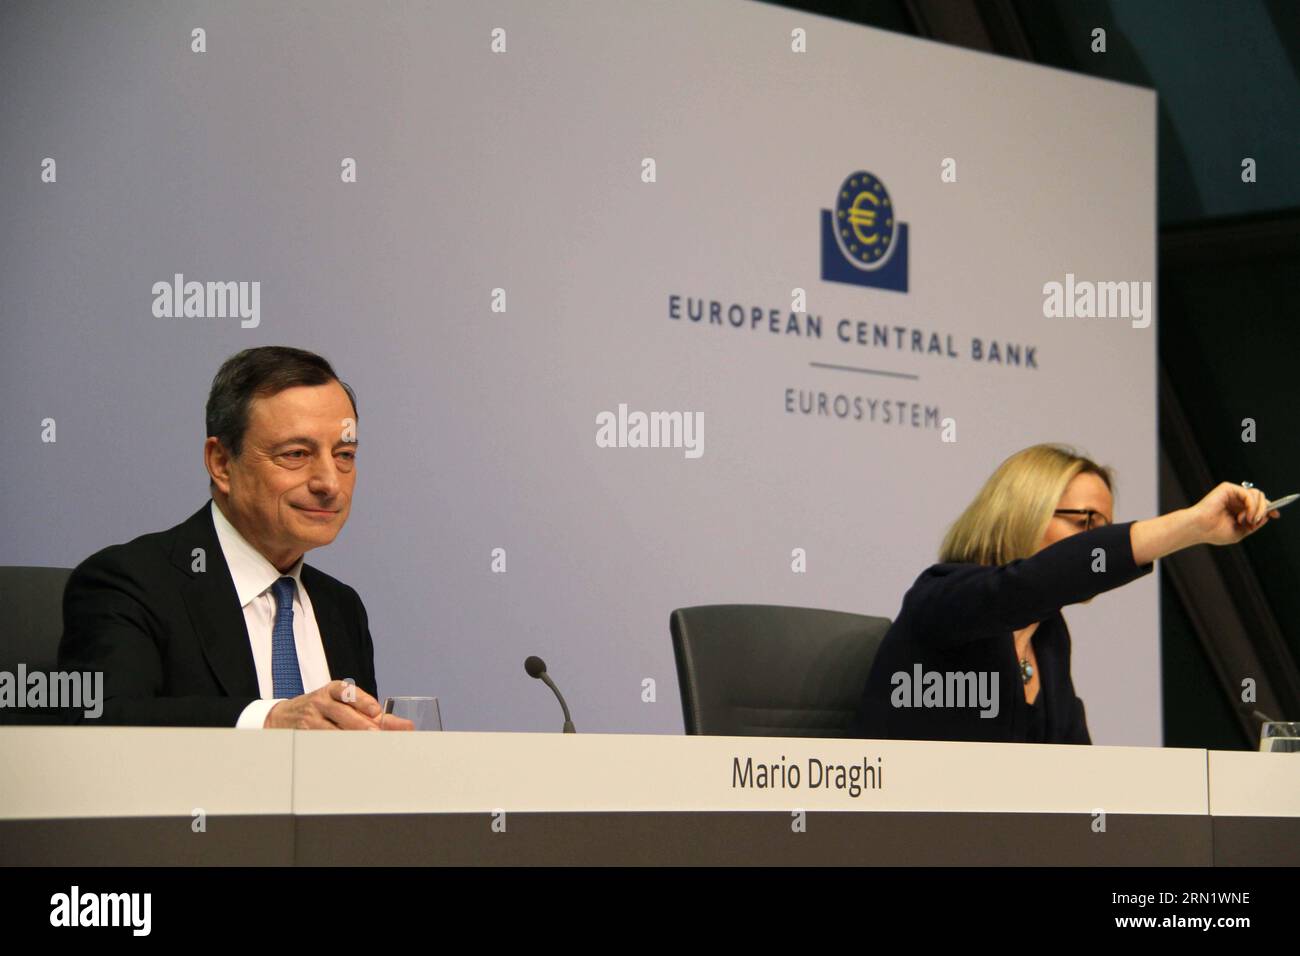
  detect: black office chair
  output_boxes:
[670,604,891,737]
[0,566,73,725]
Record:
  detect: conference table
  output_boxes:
[2,728,1295,865]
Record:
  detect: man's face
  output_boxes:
[208,381,357,570]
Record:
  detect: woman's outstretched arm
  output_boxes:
[903,483,1281,647]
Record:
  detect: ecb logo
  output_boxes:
[821,170,909,293]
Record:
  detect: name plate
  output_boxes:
[293,732,1208,815]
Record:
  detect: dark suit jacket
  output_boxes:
[850,521,1153,743]
[57,502,378,726]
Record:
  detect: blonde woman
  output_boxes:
[850,444,1281,744]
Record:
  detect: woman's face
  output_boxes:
[1038,471,1114,552]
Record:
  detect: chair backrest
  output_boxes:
[0,565,73,673]
[0,566,74,725]
[670,604,890,737]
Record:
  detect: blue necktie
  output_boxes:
[271,576,305,698]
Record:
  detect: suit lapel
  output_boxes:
[302,566,356,683]
[171,502,261,698]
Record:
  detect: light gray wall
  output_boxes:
[0,0,1159,740]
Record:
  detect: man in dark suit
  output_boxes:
[58,346,412,729]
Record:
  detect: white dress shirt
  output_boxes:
[209,500,333,728]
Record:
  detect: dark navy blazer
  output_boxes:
[58,502,378,726]
[850,521,1153,744]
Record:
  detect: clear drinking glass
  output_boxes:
[381,696,443,731]
[1259,721,1300,753]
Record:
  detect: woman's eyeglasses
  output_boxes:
[1053,508,1110,530]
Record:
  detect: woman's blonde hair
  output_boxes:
[939,444,1114,566]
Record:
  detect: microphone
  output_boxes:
[525,655,575,733]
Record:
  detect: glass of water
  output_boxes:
[381,696,442,731]
[1259,721,1299,753]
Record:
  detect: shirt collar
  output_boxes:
[209,499,304,608]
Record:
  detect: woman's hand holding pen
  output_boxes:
[1189,482,1281,546]
[1131,483,1280,565]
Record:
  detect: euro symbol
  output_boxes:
[848,191,881,245]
